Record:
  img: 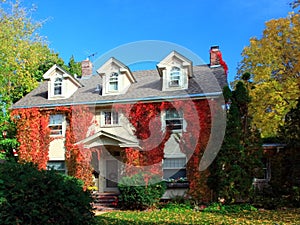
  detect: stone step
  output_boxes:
[92,192,119,209]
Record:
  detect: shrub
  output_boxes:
[0,162,95,225]
[118,172,166,210]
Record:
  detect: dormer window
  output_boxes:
[43,64,83,100]
[157,51,192,91]
[109,72,119,91]
[54,77,63,95]
[169,67,181,87]
[97,58,136,96]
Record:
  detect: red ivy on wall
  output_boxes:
[115,102,171,176]
[55,106,95,190]
[11,105,95,190]
[11,108,51,170]
[12,99,220,201]
[116,99,217,202]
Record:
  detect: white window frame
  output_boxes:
[101,110,119,127]
[53,77,63,96]
[49,114,64,136]
[169,67,182,87]
[163,157,187,180]
[108,72,119,92]
[165,109,183,132]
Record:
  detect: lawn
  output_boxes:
[96,208,300,225]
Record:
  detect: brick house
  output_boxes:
[11,46,228,199]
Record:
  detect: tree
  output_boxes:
[0,1,68,162]
[279,98,300,147]
[237,11,300,137]
[0,1,65,105]
[68,55,82,77]
[208,83,263,203]
[290,0,300,9]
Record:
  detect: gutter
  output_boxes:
[11,92,223,109]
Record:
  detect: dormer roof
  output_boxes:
[157,51,193,78]
[96,57,136,83]
[42,64,83,100]
[12,47,228,109]
[43,64,83,88]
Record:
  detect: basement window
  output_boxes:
[163,157,187,180]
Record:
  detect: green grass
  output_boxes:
[96,208,300,225]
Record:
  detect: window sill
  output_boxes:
[100,125,121,128]
[166,182,189,188]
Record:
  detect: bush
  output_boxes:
[118,172,166,210]
[0,162,95,225]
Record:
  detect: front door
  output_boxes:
[105,159,119,189]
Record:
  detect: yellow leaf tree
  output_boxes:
[0,1,64,105]
[237,11,300,137]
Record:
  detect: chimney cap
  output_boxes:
[210,46,220,50]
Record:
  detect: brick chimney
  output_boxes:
[210,46,220,67]
[209,46,228,76]
[81,59,93,76]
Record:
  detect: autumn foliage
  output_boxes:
[11,105,95,189]
[116,99,217,202]
[11,98,219,201]
[11,108,51,170]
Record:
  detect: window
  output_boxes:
[163,158,186,180]
[47,161,66,174]
[54,77,62,95]
[102,111,119,126]
[165,109,183,131]
[49,114,63,136]
[169,67,181,87]
[109,72,119,91]
[256,158,271,180]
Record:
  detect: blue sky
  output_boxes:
[23,0,292,82]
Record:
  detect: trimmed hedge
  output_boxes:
[118,172,166,210]
[0,162,95,225]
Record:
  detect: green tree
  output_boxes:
[0,1,66,105]
[237,11,300,137]
[68,55,82,77]
[208,82,263,204]
[279,98,300,147]
[0,1,69,161]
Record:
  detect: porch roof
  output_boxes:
[78,129,140,149]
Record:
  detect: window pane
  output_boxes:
[169,67,181,87]
[163,169,187,180]
[163,158,186,169]
[103,111,119,126]
[47,161,66,174]
[49,114,63,136]
[109,82,118,91]
[109,73,118,91]
[165,109,183,130]
[104,112,112,124]
[112,112,119,124]
[54,78,62,95]
[50,114,63,125]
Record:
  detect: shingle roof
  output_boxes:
[12,65,227,109]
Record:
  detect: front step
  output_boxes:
[92,192,119,211]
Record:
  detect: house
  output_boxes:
[11,46,228,200]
